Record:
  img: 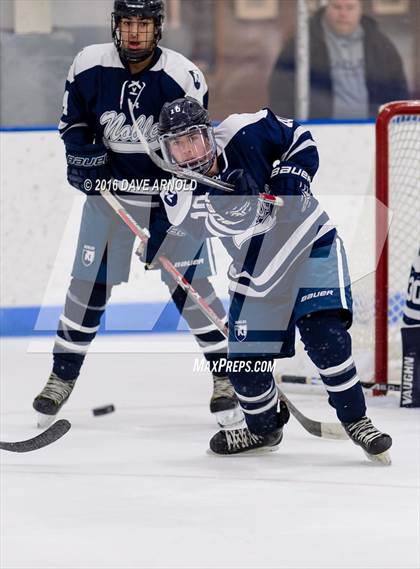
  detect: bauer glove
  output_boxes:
[268,160,312,196]
[65,143,111,194]
[268,160,316,218]
[135,216,178,270]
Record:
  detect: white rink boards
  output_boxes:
[1,336,419,569]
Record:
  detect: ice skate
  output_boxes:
[209,401,289,455]
[210,374,243,428]
[33,372,76,428]
[343,416,392,465]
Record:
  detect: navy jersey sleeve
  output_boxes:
[58,50,95,146]
[161,109,321,241]
[262,109,319,180]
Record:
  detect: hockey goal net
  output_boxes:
[274,101,420,394]
[354,100,420,392]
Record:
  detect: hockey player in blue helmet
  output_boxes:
[32,1,239,429]
[112,0,165,63]
[157,97,393,462]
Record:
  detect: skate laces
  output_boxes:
[212,376,235,400]
[38,374,75,405]
[346,417,383,446]
[225,428,262,451]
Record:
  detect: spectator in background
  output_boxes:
[268,0,409,119]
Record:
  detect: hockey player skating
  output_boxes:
[33,0,239,428]
[155,97,393,462]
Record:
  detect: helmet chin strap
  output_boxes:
[120,46,155,64]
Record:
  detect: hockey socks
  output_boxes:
[53,278,112,380]
[227,357,279,435]
[297,310,366,423]
[168,279,228,362]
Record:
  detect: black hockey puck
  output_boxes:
[92,404,115,416]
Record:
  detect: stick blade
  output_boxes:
[320,422,349,440]
[277,387,348,440]
[0,419,71,453]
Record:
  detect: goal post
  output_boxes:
[274,101,420,397]
[374,100,420,394]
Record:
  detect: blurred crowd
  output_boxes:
[268,0,409,119]
[0,0,417,125]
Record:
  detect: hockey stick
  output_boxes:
[276,372,401,392]
[127,100,284,208]
[0,419,71,453]
[100,190,346,440]
[277,389,347,440]
[100,189,228,336]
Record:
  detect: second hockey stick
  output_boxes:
[100,191,346,440]
[0,419,71,453]
[276,372,401,393]
[100,189,228,336]
[127,100,284,208]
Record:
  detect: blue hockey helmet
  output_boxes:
[112,0,165,63]
[158,97,216,175]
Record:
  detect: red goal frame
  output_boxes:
[375,100,420,394]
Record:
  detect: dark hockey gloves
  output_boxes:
[268,160,312,196]
[268,160,314,218]
[136,216,178,269]
[207,169,260,231]
[65,143,111,194]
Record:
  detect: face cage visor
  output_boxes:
[159,125,216,175]
[112,13,162,63]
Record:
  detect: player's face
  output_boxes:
[325,0,362,36]
[168,131,211,167]
[119,16,155,53]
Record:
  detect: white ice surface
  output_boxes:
[1,336,419,569]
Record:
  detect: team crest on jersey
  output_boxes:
[234,320,247,342]
[189,70,201,90]
[255,193,274,224]
[82,245,95,267]
[163,189,178,207]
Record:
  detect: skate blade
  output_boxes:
[364,449,392,466]
[214,406,245,429]
[36,412,57,429]
[207,443,280,457]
